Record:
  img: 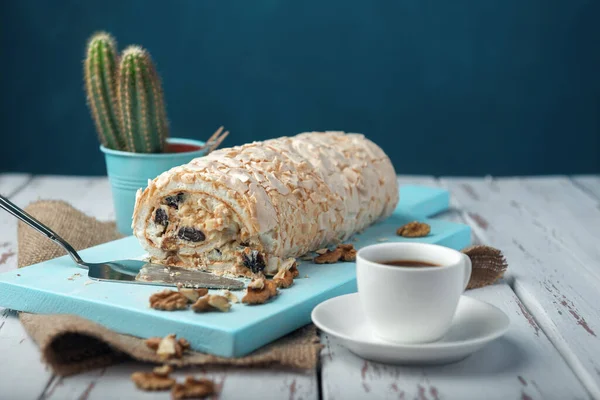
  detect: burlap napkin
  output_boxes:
[15,200,506,377]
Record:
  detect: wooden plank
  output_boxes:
[0,309,56,400]
[0,175,317,400]
[9,175,116,221]
[320,284,589,400]
[0,174,32,273]
[572,175,600,202]
[0,175,114,274]
[507,176,600,280]
[0,173,32,196]
[441,177,600,399]
[42,364,317,400]
[0,174,54,399]
[320,176,588,399]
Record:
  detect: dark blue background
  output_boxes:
[1,0,599,176]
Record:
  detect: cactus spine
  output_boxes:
[118,46,169,153]
[84,32,124,150]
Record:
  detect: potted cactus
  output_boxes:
[84,32,228,235]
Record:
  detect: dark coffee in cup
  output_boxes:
[382,260,441,268]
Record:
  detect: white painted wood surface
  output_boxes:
[441,176,600,399]
[572,175,600,202]
[1,174,599,399]
[0,174,31,273]
[0,175,317,400]
[0,174,55,400]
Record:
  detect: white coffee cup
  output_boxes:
[356,242,472,344]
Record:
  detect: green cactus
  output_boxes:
[84,32,124,150]
[118,46,169,153]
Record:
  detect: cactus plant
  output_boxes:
[83,31,226,155]
[118,46,169,153]
[84,32,124,150]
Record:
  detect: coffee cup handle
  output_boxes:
[462,253,472,290]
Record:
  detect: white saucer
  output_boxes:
[311,293,510,365]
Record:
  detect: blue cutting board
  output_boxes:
[0,185,470,357]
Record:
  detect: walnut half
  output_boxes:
[397,221,431,237]
[273,268,294,288]
[314,244,357,264]
[242,278,278,305]
[314,248,343,264]
[131,372,176,391]
[149,290,189,311]
[172,376,216,399]
[191,294,231,313]
[144,334,189,360]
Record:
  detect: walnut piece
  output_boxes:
[131,372,175,391]
[248,277,265,290]
[150,290,188,311]
[273,269,294,288]
[192,294,231,313]
[289,264,300,278]
[157,334,179,360]
[153,365,174,377]
[178,338,191,350]
[242,279,278,305]
[314,244,357,263]
[222,290,239,303]
[314,248,343,264]
[178,287,209,303]
[191,295,211,312]
[171,376,216,399]
[145,337,161,351]
[208,294,232,312]
[397,221,431,237]
[146,334,188,360]
[339,245,357,262]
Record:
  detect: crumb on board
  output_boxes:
[67,273,82,281]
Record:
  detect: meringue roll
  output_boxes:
[132,131,398,277]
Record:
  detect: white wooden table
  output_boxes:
[1,173,599,400]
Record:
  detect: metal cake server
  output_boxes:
[0,195,244,290]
